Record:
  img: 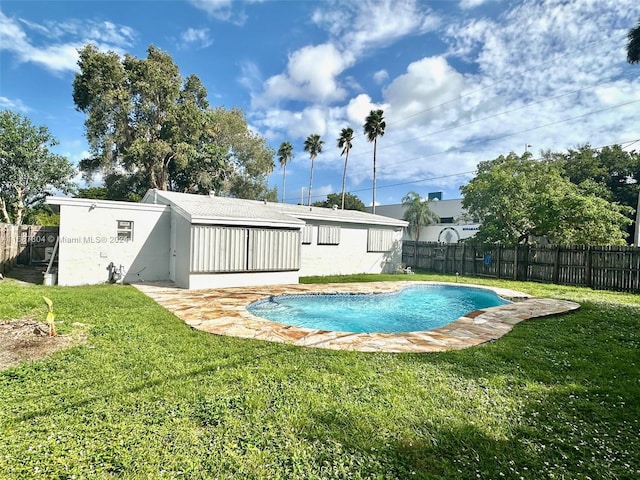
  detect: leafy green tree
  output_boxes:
[304,134,324,206]
[401,191,439,242]
[277,141,294,203]
[363,109,385,214]
[312,192,366,211]
[74,45,275,201]
[628,16,640,64]
[196,108,276,200]
[0,110,76,225]
[75,187,108,200]
[337,127,354,210]
[461,152,632,245]
[73,44,205,191]
[544,144,640,240]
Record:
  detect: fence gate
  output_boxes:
[17,226,59,266]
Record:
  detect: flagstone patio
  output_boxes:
[134,281,580,353]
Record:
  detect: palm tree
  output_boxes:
[628,17,640,64]
[363,109,385,214]
[402,191,439,266]
[337,127,354,210]
[277,141,294,203]
[303,134,324,206]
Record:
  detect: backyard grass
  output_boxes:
[0,273,638,479]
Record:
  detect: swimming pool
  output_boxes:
[247,284,510,333]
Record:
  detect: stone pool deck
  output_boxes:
[134,281,580,353]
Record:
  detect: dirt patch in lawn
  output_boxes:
[0,318,87,371]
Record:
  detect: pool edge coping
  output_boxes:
[134,281,580,353]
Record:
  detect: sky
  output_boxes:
[1,0,639,207]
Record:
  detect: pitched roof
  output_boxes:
[144,190,304,228]
[142,190,407,228]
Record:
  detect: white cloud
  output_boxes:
[312,0,439,54]
[0,96,30,112]
[255,43,352,107]
[179,28,213,49]
[0,11,135,73]
[187,0,257,24]
[373,69,389,84]
[458,0,490,9]
[383,56,467,123]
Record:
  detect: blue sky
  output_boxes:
[1,0,639,206]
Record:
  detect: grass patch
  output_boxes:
[1,274,639,479]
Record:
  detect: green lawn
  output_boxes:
[1,274,638,479]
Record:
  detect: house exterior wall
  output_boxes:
[298,221,403,277]
[171,212,192,289]
[55,200,170,286]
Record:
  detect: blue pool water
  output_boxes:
[247,284,510,334]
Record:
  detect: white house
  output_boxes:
[369,194,481,243]
[47,190,407,289]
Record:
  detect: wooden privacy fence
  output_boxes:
[0,223,20,274]
[402,242,640,293]
[0,224,59,274]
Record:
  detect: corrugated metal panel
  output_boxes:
[318,225,340,245]
[190,226,247,273]
[249,229,300,271]
[301,224,313,244]
[368,228,394,252]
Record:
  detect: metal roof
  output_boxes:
[144,190,304,228]
[142,190,407,228]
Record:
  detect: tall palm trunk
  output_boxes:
[372,138,377,214]
[281,164,287,203]
[341,149,350,210]
[307,156,315,206]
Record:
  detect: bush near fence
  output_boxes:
[402,241,640,293]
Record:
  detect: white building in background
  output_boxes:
[47,190,407,288]
[368,192,481,243]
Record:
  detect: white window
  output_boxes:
[367,228,394,252]
[318,225,340,245]
[117,220,134,241]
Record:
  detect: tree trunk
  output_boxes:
[282,165,287,204]
[0,197,11,224]
[341,150,349,210]
[307,157,314,206]
[372,139,377,214]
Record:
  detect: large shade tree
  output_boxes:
[461,152,632,245]
[0,110,76,225]
[363,109,385,214]
[628,16,640,63]
[337,127,354,210]
[73,44,275,201]
[277,141,294,203]
[73,44,206,191]
[312,192,366,211]
[303,134,324,206]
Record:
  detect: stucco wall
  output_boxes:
[298,222,403,277]
[171,213,192,289]
[56,201,170,286]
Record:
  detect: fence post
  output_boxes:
[496,245,501,279]
[553,245,561,284]
[585,246,592,288]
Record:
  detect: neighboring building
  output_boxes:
[368,193,481,243]
[47,190,407,288]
